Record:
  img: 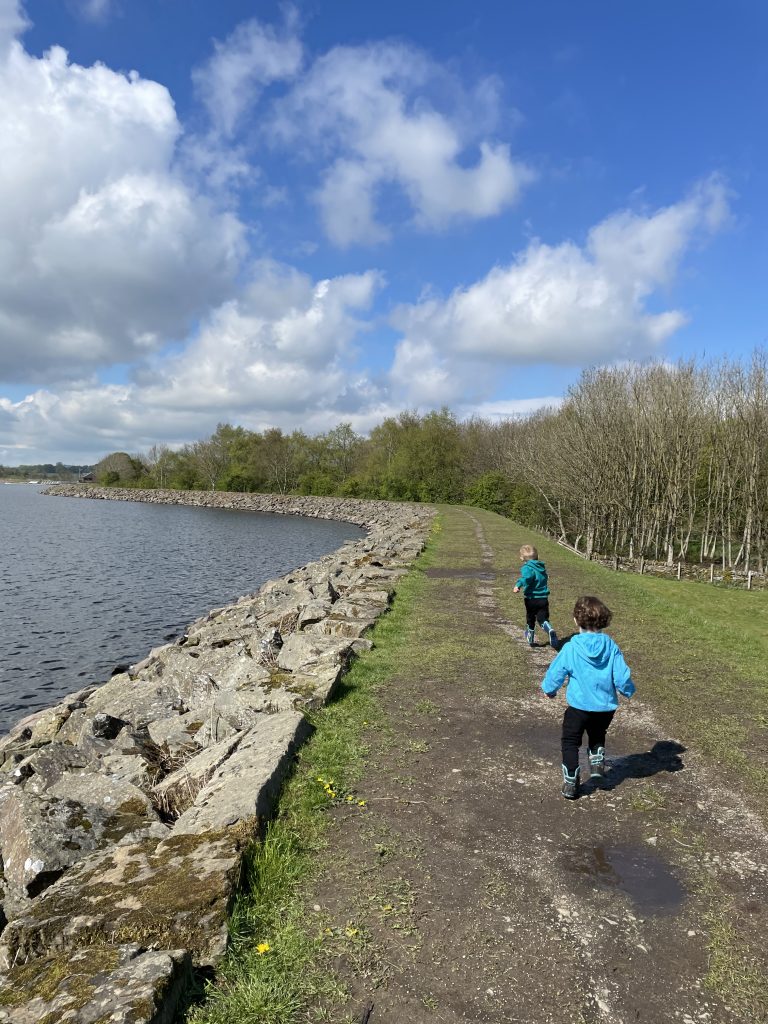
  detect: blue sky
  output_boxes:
[0,0,764,464]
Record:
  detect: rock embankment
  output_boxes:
[0,486,435,1022]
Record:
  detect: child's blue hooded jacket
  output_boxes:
[514,559,549,598]
[542,632,635,711]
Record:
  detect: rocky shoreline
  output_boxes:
[0,486,435,1022]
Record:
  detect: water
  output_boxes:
[562,843,686,916]
[0,486,362,733]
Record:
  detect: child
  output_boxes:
[513,544,558,648]
[542,596,635,799]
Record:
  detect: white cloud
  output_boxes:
[271,42,533,246]
[193,13,303,137]
[0,0,27,52]
[0,263,388,461]
[144,261,383,413]
[75,0,114,23]
[389,178,730,404]
[0,19,246,384]
[457,396,563,420]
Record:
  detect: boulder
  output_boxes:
[0,830,241,967]
[151,734,243,818]
[171,710,312,835]
[147,710,209,752]
[0,944,192,1024]
[297,599,332,630]
[276,634,355,674]
[0,775,158,898]
[11,745,94,795]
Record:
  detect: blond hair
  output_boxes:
[519,544,538,560]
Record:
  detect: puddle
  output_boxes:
[425,567,496,580]
[562,844,686,916]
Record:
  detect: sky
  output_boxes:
[0,0,765,465]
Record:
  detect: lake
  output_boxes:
[0,485,362,733]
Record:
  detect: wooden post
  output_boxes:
[677,561,682,580]
[709,563,714,583]
[639,557,645,575]
[614,555,619,571]
[747,571,753,591]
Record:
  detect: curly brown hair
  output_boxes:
[573,595,612,630]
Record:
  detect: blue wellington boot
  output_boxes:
[561,765,580,800]
[542,620,559,649]
[524,626,535,646]
[588,746,606,782]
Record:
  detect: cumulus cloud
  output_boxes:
[0,0,26,52]
[270,42,533,246]
[0,15,246,385]
[0,262,389,460]
[389,178,730,404]
[193,13,303,137]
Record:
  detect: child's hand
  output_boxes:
[513,586,519,593]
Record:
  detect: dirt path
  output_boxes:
[307,509,768,1024]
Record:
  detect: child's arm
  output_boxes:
[513,562,530,593]
[613,650,636,699]
[541,649,569,698]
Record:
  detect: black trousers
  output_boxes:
[524,597,550,630]
[561,706,615,772]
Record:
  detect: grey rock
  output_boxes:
[1,832,241,966]
[171,710,312,834]
[0,774,158,898]
[297,599,332,630]
[92,712,128,739]
[0,945,192,1024]
[276,633,355,674]
[152,734,243,818]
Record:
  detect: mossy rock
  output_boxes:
[1,832,241,967]
[0,943,190,1023]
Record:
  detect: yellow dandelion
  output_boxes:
[256,942,270,955]
[345,926,359,937]
[357,799,367,807]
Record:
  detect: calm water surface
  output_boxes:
[0,486,361,733]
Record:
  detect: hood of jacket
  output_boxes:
[570,631,613,668]
[525,560,547,581]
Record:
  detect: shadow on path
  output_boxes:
[593,740,686,794]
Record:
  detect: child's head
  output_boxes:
[573,595,612,631]
[519,544,538,561]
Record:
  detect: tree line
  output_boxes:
[97,350,768,573]
[0,462,91,481]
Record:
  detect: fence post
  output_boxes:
[639,557,644,575]
[677,562,682,580]
[614,555,619,571]
[747,571,753,591]
[709,563,714,583]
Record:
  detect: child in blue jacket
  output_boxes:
[513,544,558,648]
[542,595,635,799]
